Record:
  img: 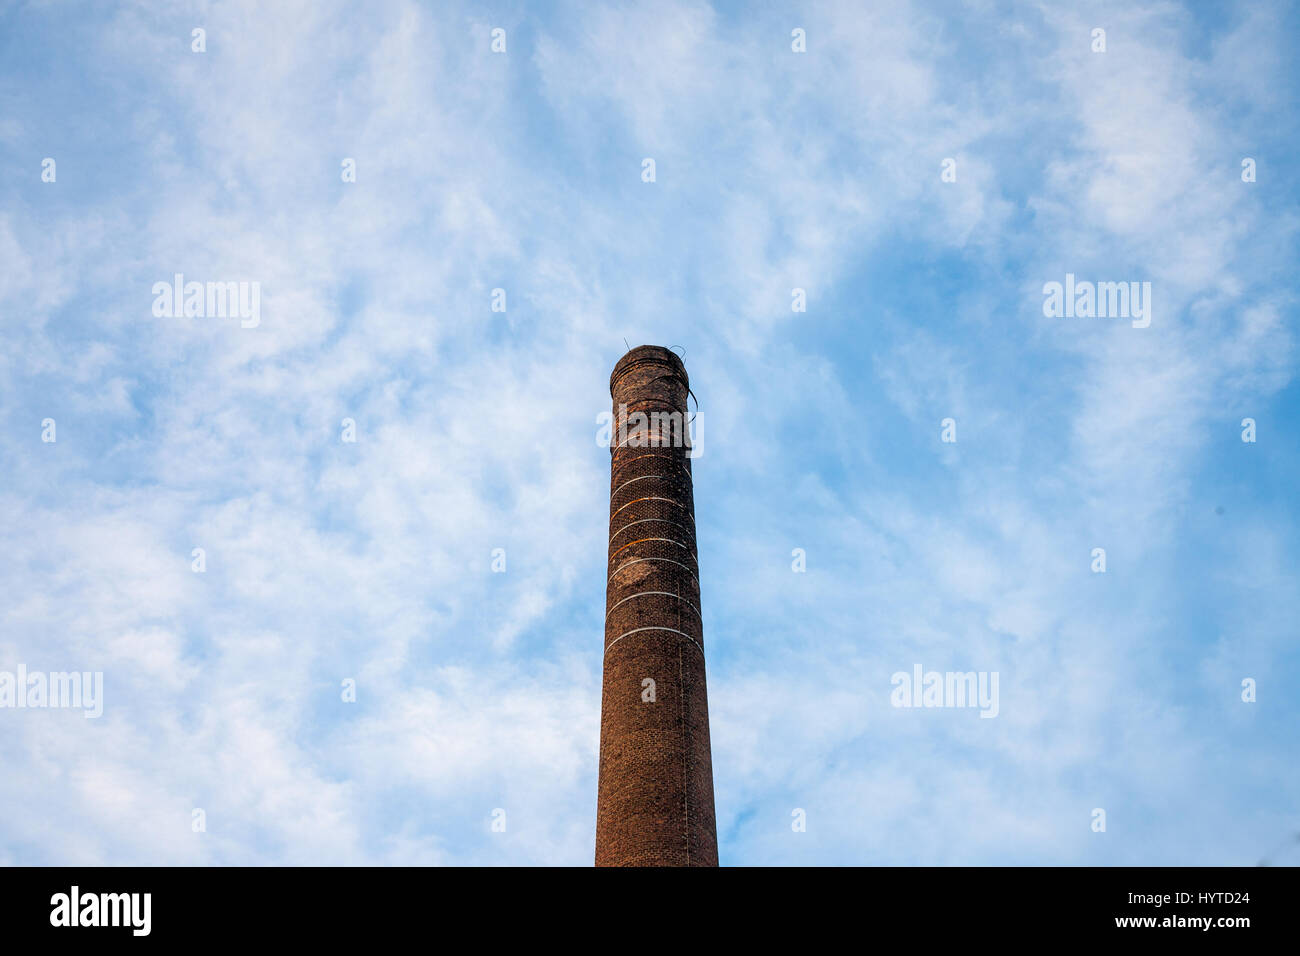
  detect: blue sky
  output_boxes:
[0,0,1297,865]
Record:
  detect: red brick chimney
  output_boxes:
[596,345,718,866]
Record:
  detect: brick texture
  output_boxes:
[595,346,719,867]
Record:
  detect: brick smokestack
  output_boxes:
[596,345,718,866]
